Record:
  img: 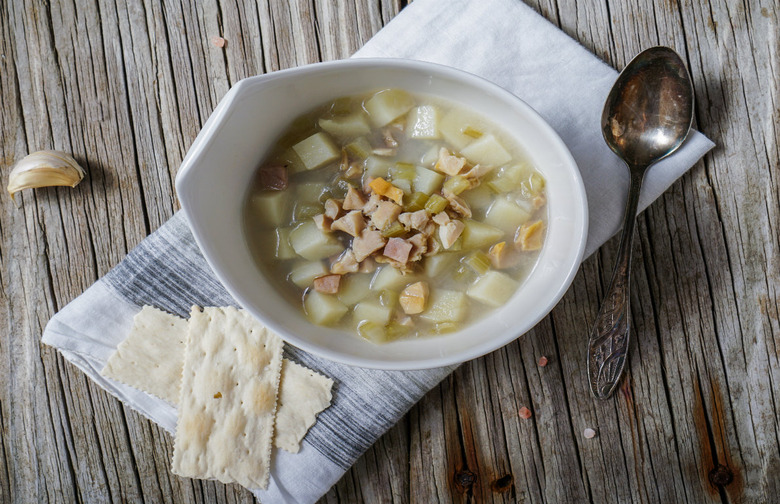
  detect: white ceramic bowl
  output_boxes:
[176,58,587,370]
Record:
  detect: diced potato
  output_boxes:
[370,265,409,291]
[289,221,344,260]
[461,220,505,249]
[413,166,445,195]
[467,271,519,307]
[292,132,340,170]
[304,290,348,325]
[275,228,296,260]
[438,108,487,150]
[424,252,458,277]
[461,184,494,211]
[484,198,531,234]
[289,261,328,288]
[318,113,371,139]
[338,273,373,306]
[407,105,440,139]
[420,289,468,323]
[460,133,512,166]
[249,191,287,227]
[419,145,440,167]
[364,89,415,127]
[364,156,392,178]
[393,178,413,195]
[353,301,392,326]
[273,148,306,174]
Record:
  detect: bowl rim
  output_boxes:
[177,57,588,370]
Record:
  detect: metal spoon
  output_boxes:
[587,46,694,399]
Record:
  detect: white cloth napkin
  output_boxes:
[42,0,714,502]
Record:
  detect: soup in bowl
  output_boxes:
[176,59,587,369]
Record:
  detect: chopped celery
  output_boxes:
[345,137,373,159]
[391,162,417,181]
[462,251,491,275]
[462,126,483,138]
[292,202,323,222]
[521,173,546,198]
[385,322,412,340]
[424,194,448,214]
[404,192,429,212]
[381,221,407,238]
[443,175,471,196]
[357,320,390,344]
[379,289,398,309]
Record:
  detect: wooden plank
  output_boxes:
[0,0,777,503]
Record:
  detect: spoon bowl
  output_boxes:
[587,47,694,399]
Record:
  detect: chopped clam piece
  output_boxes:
[312,214,332,232]
[515,220,545,251]
[352,229,387,262]
[331,250,359,274]
[370,201,402,230]
[439,221,465,249]
[343,186,367,210]
[324,199,343,220]
[331,210,365,237]
[434,148,467,176]
[399,281,429,314]
[488,241,520,269]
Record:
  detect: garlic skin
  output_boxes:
[6,150,85,200]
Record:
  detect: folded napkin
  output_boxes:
[42,0,714,502]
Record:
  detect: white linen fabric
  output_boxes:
[42,0,714,502]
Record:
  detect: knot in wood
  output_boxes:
[708,464,734,487]
[454,469,477,489]
[490,474,513,493]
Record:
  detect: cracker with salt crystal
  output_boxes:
[275,359,334,453]
[101,305,187,404]
[171,306,283,490]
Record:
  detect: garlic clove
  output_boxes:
[6,150,86,200]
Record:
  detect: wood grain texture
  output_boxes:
[1,0,777,503]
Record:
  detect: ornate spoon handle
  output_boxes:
[587,169,643,399]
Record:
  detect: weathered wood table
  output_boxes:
[2,0,777,502]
